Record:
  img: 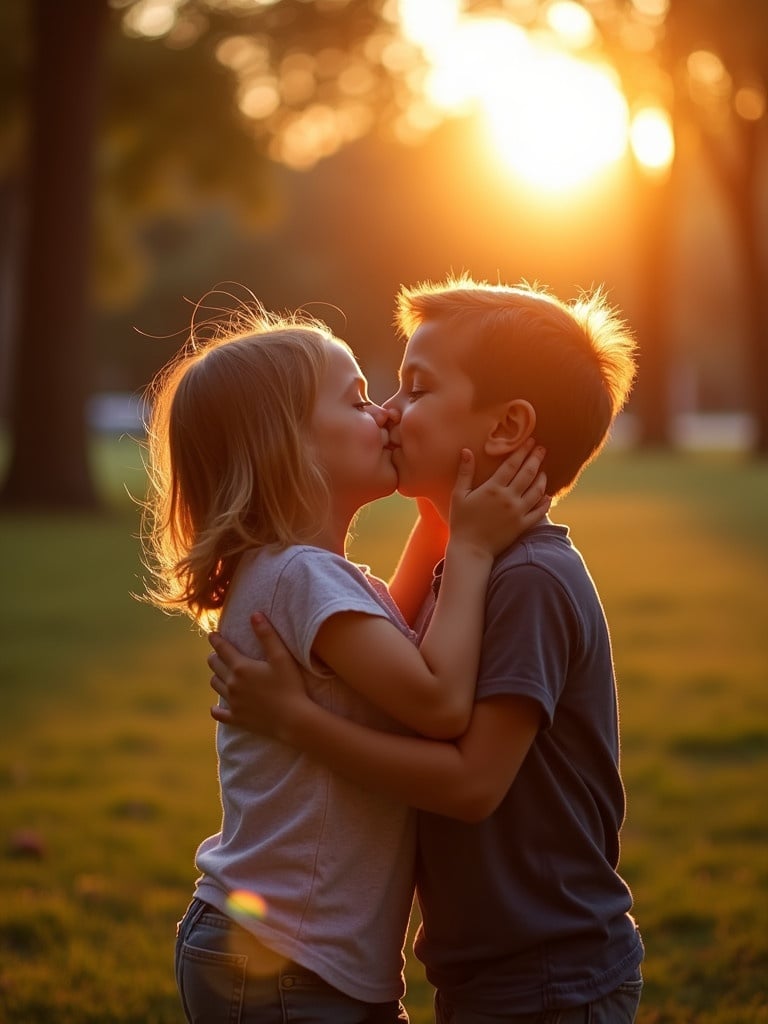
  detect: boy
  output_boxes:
[208,277,644,1021]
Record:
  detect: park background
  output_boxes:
[0,1,766,1021]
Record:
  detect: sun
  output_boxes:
[481,48,629,191]
[399,3,631,194]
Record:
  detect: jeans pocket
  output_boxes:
[177,939,247,1024]
[587,976,643,1024]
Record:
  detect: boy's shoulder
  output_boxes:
[493,521,575,575]
[490,521,599,611]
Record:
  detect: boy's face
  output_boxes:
[384,321,498,516]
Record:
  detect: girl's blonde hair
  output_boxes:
[140,303,339,628]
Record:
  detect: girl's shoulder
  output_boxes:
[237,543,369,591]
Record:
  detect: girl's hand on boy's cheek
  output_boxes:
[448,442,548,557]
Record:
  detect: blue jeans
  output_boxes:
[175,899,409,1024]
[433,970,643,1024]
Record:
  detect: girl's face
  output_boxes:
[310,342,397,518]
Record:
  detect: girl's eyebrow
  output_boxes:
[343,375,368,396]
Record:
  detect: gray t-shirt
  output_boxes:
[195,544,417,1002]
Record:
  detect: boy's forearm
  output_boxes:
[388,511,447,626]
[280,699,480,821]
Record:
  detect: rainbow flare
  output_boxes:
[226,889,268,921]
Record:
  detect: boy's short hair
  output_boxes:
[396,276,636,498]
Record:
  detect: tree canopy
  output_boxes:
[1,0,766,509]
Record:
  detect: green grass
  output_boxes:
[1,440,766,1022]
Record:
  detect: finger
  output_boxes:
[250,613,291,665]
[535,494,552,516]
[209,673,228,699]
[521,468,548,501]
[496,444,545,489]
[451,449,475,496]
[207,651,228,678]
[486,438,535,486]
[521,478,551,520]
[208,630,241,667]
[210,705,233,725]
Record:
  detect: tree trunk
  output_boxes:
[0,0,107,510]
[631,160,676,448]
[703,117,768,459]
[736,121,768,458]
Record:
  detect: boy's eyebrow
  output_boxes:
[397,359,433,381]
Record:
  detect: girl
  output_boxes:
[141,304,547,1024]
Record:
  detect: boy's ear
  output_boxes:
[484,399,537,457]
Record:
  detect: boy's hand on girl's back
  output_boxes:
[448,440,549,558]
[208,614,307,736]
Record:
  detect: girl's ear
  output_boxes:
[484,399,537,457]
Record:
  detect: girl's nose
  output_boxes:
[369,403,395,428]
[381,398,401,424]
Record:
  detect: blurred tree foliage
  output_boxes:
[0,0,413,509]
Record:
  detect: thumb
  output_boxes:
[452,448,475,497]
[250,612,289,666]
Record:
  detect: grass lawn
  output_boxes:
[0,439,766,1023]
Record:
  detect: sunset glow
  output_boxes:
[482,51,628,190]
[398,1,630,193]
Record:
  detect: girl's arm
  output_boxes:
[312,445,546,737]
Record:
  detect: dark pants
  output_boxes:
[433,970,643,1024]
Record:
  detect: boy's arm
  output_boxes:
[209,616,541,822]
[280,690,540,822]
[387,498,449,627]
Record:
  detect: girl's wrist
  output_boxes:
[444,535,495,567]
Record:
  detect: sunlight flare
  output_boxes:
[482,50,628,190]
[545,1,597,49]
[397,1,630,193]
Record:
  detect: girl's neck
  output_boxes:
[310,509,354,558]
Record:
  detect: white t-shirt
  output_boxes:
[194,545,417,1002]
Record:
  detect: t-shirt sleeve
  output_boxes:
[476,563,580,728]
[267,549,394,675]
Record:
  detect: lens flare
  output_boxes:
[226,889,268,921]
